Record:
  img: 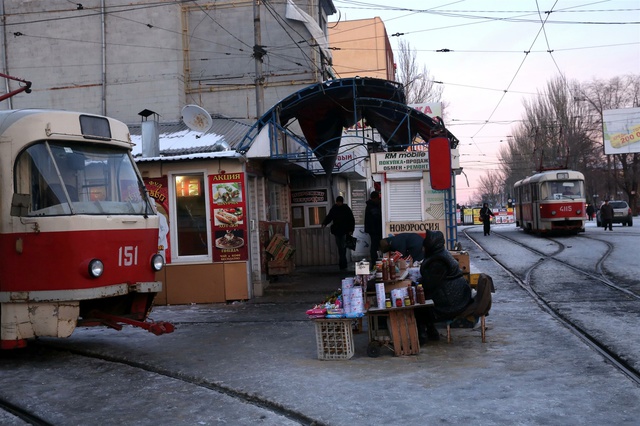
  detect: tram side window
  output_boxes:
[14,144,73,215]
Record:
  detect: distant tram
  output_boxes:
[513,170,586,234]
[0,109,172,349]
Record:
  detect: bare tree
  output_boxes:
[395,39,444,106]
[497,74,598,202]
[477,170,505,207]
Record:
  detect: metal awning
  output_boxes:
[238,77,458,174]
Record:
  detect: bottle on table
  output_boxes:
[382,259,389,281]
[416,284,425,304]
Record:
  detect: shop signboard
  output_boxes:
[209,173,248,262]
[144,177,171,264]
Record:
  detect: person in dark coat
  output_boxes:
[586,203,595,221]
[379,232,425,262]
[322,196,355,270]
[414,230,473,343]
[479,203,495,236]
[364,191,383,262]
[599,200,614,231]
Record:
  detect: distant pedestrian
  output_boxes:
[379,232,425,262]
[480,203,495,236]
[586,203,595,221]
[322,196,355,270]
[599,200,614,231]
[364,191,383,262]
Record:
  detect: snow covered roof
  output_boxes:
[129,114,252,161]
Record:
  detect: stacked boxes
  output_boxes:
[266,234,296,260]
[266,234,295,275]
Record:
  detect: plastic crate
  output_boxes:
[314,319,355,360]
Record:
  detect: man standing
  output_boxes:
[599,200,614,231]
[322,196,355,270]
[480,203,495,236]
[364,191,383,262]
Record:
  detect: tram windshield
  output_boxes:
[540,180,584,201]
[14,141,153,216]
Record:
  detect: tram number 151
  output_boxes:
[119,246,139,266]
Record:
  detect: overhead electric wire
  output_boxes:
[470,1,559,143]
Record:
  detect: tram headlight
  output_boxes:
[151,254,165,271]
[576,209,582,214]
[88,259,104,278]
[550,210,557,216]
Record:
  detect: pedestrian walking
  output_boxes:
[599,199,614,231]
[322,196,355,270]
[586,203,595,221]
[364,191,383,262]
[480,203,495,236]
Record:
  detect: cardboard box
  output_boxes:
[266,234,288,256]
[385,279,412,293]
[268,259,294,275]
[451,251,470,274]
[275,246,296,261]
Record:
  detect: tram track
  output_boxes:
[0,397,53,426]
[462,227,640,386]
[27,341,320,426]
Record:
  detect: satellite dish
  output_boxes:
[181,105,213,133]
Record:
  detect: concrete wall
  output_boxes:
[1,0,184,122]
[328,17,395,80]
[1,0,332,123]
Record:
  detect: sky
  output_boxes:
[328,0,640,205]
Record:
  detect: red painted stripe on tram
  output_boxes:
[0,228,158,292]
[539,202,585,219]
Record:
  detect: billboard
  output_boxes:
[603,107,640,154]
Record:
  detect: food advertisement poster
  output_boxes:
[144,177,171,264]
[209,173,248,262]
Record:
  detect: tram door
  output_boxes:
[531,184,539,231]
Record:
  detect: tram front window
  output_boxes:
[14,142,152,216]
[542,181,584,200]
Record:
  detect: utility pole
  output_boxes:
[253,0,265,118]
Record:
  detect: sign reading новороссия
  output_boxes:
[370,152,429,173]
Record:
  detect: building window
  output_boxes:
[267,181,287,221]
[174,173,208,257]
[292,204,327,228]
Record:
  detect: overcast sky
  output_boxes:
[329,0,640,205]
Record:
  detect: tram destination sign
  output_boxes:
[370,151,429,173]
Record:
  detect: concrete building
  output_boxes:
[328,17,395,80]
[0,0,336,123]
[0,0,340,304]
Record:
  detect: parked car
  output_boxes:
[596,200,633,227]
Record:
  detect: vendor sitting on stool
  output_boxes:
[379,232,425,262]
[414,230,473,344]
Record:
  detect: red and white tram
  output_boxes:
[0,109,172,349]
[514,169,586,234]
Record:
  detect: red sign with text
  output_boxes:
[144,177,172,264]
[209,173,248,262]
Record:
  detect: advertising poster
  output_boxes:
[603,107,640,154]
[144,177,171,264]
[209,173,248,262]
